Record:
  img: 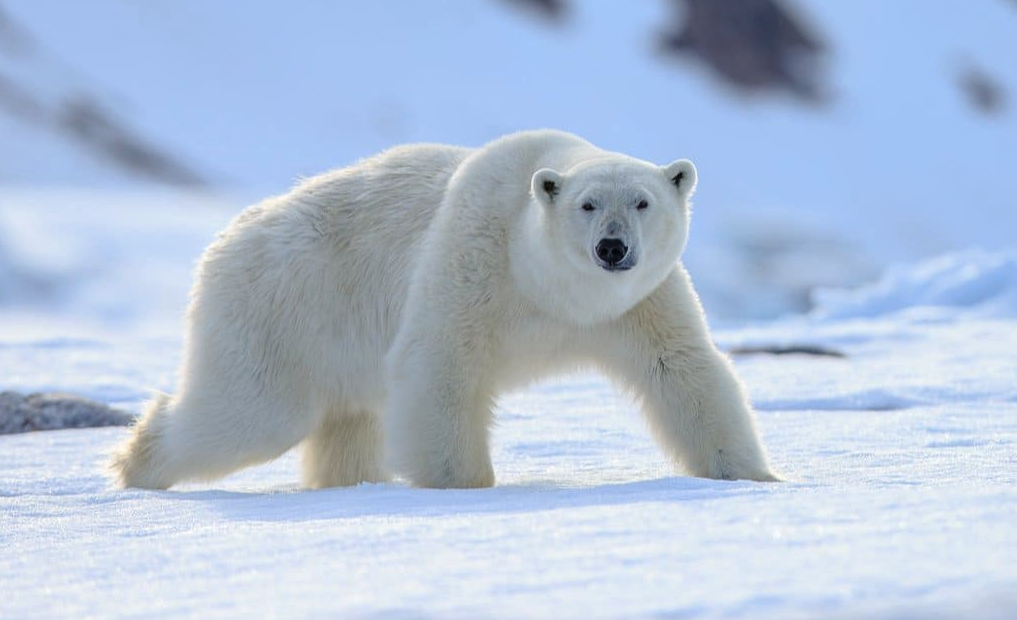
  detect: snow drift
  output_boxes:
[812,249,1017,320]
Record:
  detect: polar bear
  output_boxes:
[111,129,779,490]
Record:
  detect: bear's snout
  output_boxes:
[595,238,630,270]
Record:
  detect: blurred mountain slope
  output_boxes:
[0,4,206,186]
[1,1,1015,319]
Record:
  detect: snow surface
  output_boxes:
[1,191,1016,619]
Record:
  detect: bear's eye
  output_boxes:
[636,200,648,210]
[581,202,595,212]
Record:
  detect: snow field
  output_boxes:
[2,283,1016,618]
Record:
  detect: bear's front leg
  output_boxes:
[383,328,496,489]
[605,269,780,482]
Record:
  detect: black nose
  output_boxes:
[595,238,628,265]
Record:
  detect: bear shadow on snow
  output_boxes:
[165,477,772,523]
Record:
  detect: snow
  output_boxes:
[1,193,1016,619]
[2,334,1016,619]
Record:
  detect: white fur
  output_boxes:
[110,129,779,490]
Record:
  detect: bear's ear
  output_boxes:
[531,168,564,207]
[662,159,698,200]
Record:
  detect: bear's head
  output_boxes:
[520,156,697,323]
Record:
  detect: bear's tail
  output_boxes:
[108,392,175,489]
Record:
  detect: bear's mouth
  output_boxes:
[594,255,637,272]
[599,262,634,272]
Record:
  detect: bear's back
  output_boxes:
[300,143,473,240]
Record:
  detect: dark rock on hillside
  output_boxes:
[0,2,207,186]
[499,0,568,23]
[659,0,827,103]
[957,62,1007,115]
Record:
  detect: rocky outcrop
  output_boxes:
[0,391,132,434]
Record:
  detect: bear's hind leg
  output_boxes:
[301,410,387,489]
[111,390,318,489]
